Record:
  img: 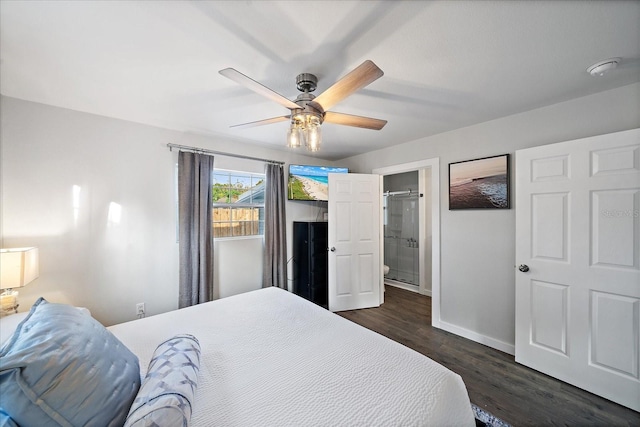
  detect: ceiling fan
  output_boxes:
[219,60,387,152]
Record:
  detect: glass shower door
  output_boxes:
[383,193,419,286]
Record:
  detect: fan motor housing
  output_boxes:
[296,73,317,93]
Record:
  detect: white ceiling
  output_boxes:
[1,1,638,160]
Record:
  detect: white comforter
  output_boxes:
[108,287,475,426]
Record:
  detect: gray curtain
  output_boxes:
[263,163,288,289]
[178,151,214,308]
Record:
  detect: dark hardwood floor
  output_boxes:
[337,285,640,426]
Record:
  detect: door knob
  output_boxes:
[330,247,336,252]
[518,264,530,273]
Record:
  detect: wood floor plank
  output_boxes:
[337,285,640,426]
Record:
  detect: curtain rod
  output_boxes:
[167,143,285,165]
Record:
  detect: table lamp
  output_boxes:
[0,247,39,316]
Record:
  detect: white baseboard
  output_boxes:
[437,320,515,356]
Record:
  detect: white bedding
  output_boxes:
[108,287,475,426]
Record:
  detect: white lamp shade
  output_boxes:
[0,247,39,289]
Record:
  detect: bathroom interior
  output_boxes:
[383,169,432,295]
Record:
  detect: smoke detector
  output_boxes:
[587,58,620,77]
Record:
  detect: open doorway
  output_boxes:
[374,158,441,327]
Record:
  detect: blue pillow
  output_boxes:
[0,298,141,427]
[124,334,201,427]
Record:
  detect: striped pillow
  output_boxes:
[124,334,201,427]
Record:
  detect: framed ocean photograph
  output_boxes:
[449,154,510,210]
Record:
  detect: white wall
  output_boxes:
[1,96,334,326]
[343,83,640,351]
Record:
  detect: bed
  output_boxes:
[1,287,475,426]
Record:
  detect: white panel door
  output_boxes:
[328,173,382,312]
[515,128,640,411]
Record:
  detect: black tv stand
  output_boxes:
[292,221,328,308]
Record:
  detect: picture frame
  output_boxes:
[449,154,510,210]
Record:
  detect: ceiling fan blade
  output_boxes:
[230,115,290,129]
[313,60,384,111]
[324,111,387,130]
[219,68,300,110]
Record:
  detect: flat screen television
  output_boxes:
[288,165,349,201]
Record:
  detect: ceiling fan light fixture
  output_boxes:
[221,60,385,154]
[287,112,323,151]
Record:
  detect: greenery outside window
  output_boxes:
[212,169,265,238]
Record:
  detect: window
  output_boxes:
[212,169,265,238]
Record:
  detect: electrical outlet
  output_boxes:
[136,303,145,317]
